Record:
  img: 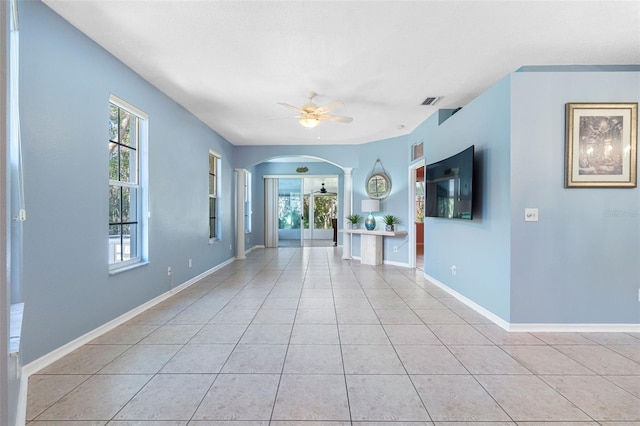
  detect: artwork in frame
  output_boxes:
[565,102,637,188]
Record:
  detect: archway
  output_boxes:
[234,155,353,259]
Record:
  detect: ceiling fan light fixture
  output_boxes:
[281,93,351,129]
[298,117,320,128]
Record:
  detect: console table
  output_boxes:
[341,229,408,266]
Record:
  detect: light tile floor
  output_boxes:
[26,247,640,425]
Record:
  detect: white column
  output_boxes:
[342,167,353,260]
[235,168,246,260]
[264,178,279,248]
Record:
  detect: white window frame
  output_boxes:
[244,170,252,233]
[108,95,148,272]
[209,150,222,241]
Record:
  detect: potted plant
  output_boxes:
[382,214,400,231]
[346,214,362,229]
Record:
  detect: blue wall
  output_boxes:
[510,70,640,324]
[351,135,412,264]
[19,1,236,364]
[416,77,513,321]
[17,1,640,370]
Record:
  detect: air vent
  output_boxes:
[421,96,443,106]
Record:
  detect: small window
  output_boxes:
[109,96,147,269]
[244,170,252,233]
[209,152,221,240]
[412,141,424,161]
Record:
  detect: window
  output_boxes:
[209,152,221,240]
[109,96,147,269]
[244,170,252,233]
[411,140,424,161]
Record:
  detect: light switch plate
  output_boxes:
[525,208,539,222]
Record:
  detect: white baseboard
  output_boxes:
[509,323,640,333]
[423,272,640,333]
[22,257,235,377]
[345,256,410,268]
[423,273,510,331]
[246,245,264,254]
[236,245,264,260]
[22,291,173,377]
[170,257,235,294]
[383,260,411,268]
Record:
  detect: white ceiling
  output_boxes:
[42,1,640,147]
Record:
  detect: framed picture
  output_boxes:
[565,102,637,188]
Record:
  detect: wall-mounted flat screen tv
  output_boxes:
[425,145,474,220]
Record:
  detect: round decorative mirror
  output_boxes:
[366,172,391,200]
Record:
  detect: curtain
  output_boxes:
[264,178,279,248]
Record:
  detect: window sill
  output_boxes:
[109,261,149,275]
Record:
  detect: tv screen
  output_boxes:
[425,145,474,220]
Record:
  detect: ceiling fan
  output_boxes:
[278,92,353,128]
[306,182,337,196]
[315,182,337,196]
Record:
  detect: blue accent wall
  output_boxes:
[19,1,236,364]
[351,135,412,264]
[416,77,513,321]
[510,70,640,324]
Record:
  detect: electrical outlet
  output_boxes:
[393,246,398,253]
[167,267,172,276]
[525,208,539,222]
[188,259,192,268]
[229,244,233,251]
[450,265,457,276]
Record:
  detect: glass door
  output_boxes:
[303,177,338,242]
[277,178,302,246]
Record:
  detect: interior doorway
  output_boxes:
[415,166,425,270]
[408,160,425,269]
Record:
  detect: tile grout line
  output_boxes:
[268,246,305,423]
[330,250,354,424]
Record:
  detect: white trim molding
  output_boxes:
[23,257,236,377]
[424,272,640,333]
[245,245,264,255]
[382,260,411,268]
[235,168,246,260]
[424,273,510,331]
[509,323,640,333]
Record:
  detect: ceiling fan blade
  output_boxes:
[278,102,305,113]
[318,114,353,123]
[315,100,344,114]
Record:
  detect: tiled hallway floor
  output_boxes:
[27,247,640,425]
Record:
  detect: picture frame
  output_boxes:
[565,102,637,188]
